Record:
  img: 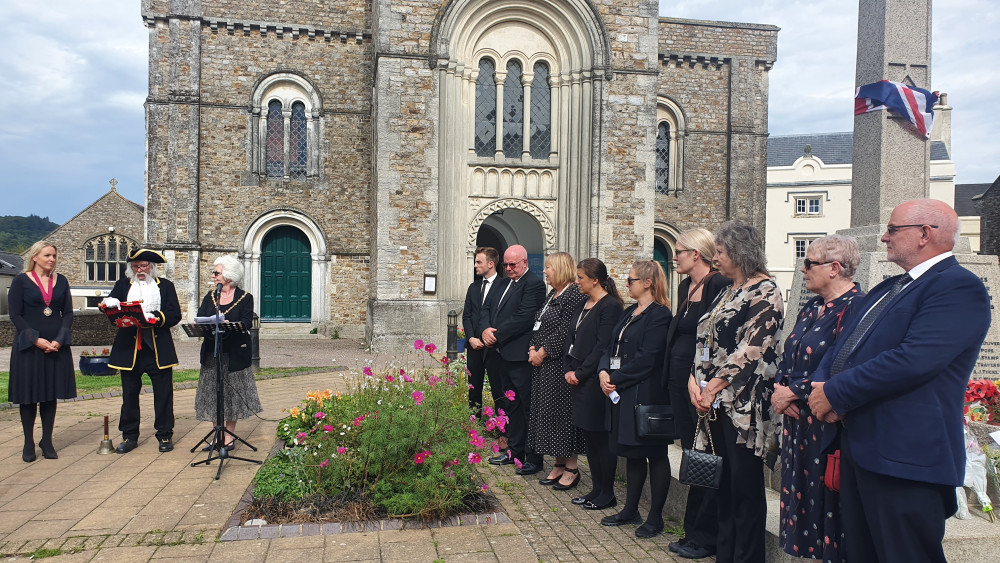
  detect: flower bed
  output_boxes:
[247,340,506,521]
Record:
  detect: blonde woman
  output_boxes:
[8,241,75,462]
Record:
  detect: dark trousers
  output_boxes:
[668,381,718,549]
[840,439,955,563]
[710,414,765,563]
[486,352,540,465]
[119,350,174,441]
[466,347,495,417]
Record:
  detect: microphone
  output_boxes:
[215,283,223,297]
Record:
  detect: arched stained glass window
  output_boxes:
[655,122,671,195]
[85,235,137,283]
[266,99,284,177]
[289,102,307,179]
[474,58,497,157]
[529,62,551,159]
[502,60,523,158]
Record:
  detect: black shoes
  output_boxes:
[583,497,617,510]
[116,438,138,454]
[23,443,36,463]
[571,495,591,505]
[515,461,542,475]
[489,452,514,465]
[635,522,664,538]
[538,464,566,485]
[552,467,580,491]
[670,539,715,559]
[158,438,174,452]
[600,511,641,526]
[39,439,58,459]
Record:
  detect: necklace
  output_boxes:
[211,290,247,315]
[30,271,54,316]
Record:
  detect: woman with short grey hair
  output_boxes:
[689,220,783,562]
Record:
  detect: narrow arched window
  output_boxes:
[655,122,671,195]
[85,235,137,283]
[529,62,551,159]
[502,60,523,158]
[474,58,497,157]
[289,102,307,179]
[266,100,284,177]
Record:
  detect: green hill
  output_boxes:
[0,215,60,253]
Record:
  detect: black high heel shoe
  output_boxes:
[39,439,58,460]
[538,463,566,486]
[23,443,36,463]
[552,467,580,490]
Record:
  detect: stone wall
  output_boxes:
[0,311,118,349]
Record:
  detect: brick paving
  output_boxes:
[0,339,697,561]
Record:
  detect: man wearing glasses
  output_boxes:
[102,249,182,454]
[809,199,990,562]
[481,244,546,474]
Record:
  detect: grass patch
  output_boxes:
[0,367,322,399]
[29,548,62,558]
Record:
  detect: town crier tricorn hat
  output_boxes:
[127,249,167,264]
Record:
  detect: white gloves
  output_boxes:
[102,297,121,308]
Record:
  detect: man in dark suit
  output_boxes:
[481,244,546,474]
[809,199,991,563]
[103,249,182,454]
[463,246,500,419]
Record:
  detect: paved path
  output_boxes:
[0,340,698,561]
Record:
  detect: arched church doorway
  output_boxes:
[478,208,545,279]
[260,225,312,321]
[654,238,674,301]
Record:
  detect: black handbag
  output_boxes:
[678,410,723,489]
[634,404,675,438]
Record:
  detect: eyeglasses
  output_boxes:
[626,277,642,285]
[132,262,151,270]
[886,224,938,236]
[211,270,223,276]
[503,260,524,268]
[803,258,833,270]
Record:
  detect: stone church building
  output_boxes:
[141,0,777,346]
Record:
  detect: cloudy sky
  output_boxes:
[0,0,996,224]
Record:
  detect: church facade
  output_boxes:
[141,0,777,346]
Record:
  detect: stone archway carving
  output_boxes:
[469,198,556,251]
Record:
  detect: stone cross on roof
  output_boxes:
[109,178,118,191]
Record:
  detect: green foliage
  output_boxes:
[253,450,313,500]
[271,343,502,518]
[29,548,63,559]
[0,214,60,253]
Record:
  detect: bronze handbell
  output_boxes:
[97,415,115,455]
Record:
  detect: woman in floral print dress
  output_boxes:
[771,235,865,562]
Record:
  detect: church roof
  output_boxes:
[0,251,23,275]
[957,182,992,216]
[767,132,950,167]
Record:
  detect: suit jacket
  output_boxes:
[565,294,624,430]
[820,256,990,487]
[481,270,546,362]
[462,275,498,342]
[598,302,673,446]
[197,288,255,371]
[107,277,182,370]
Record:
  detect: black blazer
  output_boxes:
[107,277,182,370]
[480,270,546,362]
[598,302,673,446]
[196,288,255,371]
[462,275,499,341]
[565,294,624,431]
[663,272,732,389]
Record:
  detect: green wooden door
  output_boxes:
[261,226,311,321]
[654,238,674,295]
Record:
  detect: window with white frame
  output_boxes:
[793,237,821,260]
[84,234,137,283]
[794,196,822,216]
[252,73,321,179]
[473,56,552,160]
[655,97,685,196]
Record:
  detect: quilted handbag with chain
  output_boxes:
[678,410,724,489]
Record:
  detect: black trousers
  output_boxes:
[467,347,499,416]
[668,381,718,549]
[486,352,540,465]
[840,439,955,563]
[119,350,174,441]
[709,414,765,563]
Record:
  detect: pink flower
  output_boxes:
[468,383,475,390]
[414,452,426,464]
[385,375,395,382]
[323,424,333,432]
[485,419,496,431]
[483,406,494,417]
[470,436,485,448]
[428,375,440,388]
[481,484,489,492]
[445,377,455,386]
[513,457,523,469]
[440,357,449,364]
[468,452,482,464]
[315,411,325,419]
[504,390,516,402]
[425,343,437,354]
[400,368,406,375]
[414,339,424,350]
[337,446,346,454]
[412,391,424,405]
[492,442,500,453]
[363,366,373,377]
[319,459,330,468]
[296,432,308,440]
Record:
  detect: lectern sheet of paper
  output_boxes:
[195,314,226,324]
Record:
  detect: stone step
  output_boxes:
[657,444,1000,562]
[259,322,323,340]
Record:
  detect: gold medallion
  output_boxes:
[43,307,52,316]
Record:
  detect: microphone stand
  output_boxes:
[190,283,260,479]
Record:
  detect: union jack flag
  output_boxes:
[854,80,939,138]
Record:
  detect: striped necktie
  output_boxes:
[829,273,911,376]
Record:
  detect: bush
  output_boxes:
[255,340,507,519]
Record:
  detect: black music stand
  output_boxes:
[183,319,261,479]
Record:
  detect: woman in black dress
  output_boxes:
[565,258,624,509]
[8,241,76,462]
[194,255,262,449]
[664,228,731,559]
[598,260,673,538]
[527,252,588,489]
